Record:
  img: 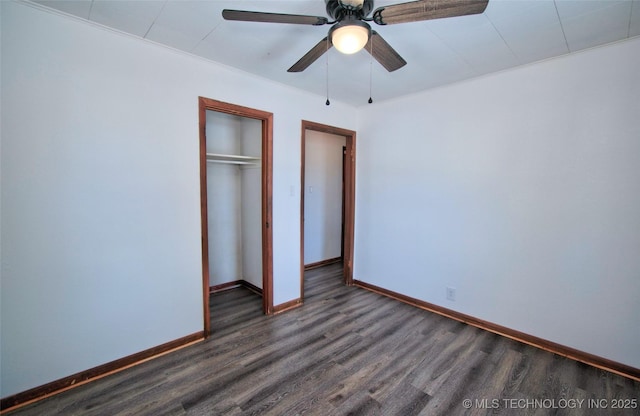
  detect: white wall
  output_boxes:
[304,131,346,264]
[355,36,640,368]
[0,1,356,397]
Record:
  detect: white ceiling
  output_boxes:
[31,0,640,107]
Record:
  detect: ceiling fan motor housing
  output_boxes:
[326,0,374,21]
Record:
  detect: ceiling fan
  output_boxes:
[222,0,489,73]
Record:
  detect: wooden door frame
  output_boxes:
[199,97,274,336]
[300,120,356,298]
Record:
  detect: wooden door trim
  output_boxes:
[300,120,356,299]
[199,97,274,337]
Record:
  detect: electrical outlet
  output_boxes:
[446,286,456,301]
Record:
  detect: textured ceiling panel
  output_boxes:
[28,0,640,106]
[144,1,223,52]
[34,0,92,19]
[89,0,166,37]
[557,1,635,51]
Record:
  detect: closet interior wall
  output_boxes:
[206,111,262,290]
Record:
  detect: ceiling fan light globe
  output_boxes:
[332,24,369,54]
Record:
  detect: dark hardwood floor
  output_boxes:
[7,263,639,415]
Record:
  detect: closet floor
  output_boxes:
[7,263,639,415]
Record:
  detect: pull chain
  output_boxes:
[326,37,330,106]
[368,35,373,104]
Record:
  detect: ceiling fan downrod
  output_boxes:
[325,0,374,21]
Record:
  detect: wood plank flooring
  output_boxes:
[7,263,639,415]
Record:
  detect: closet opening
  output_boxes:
[300,120,356,300]
[199,97,273,336]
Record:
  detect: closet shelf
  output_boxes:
[206,153,261,165]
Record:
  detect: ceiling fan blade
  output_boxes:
[222,9,329,26]
[288,37,333,72]
[372,0,488,25]
[365,31,407,72]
